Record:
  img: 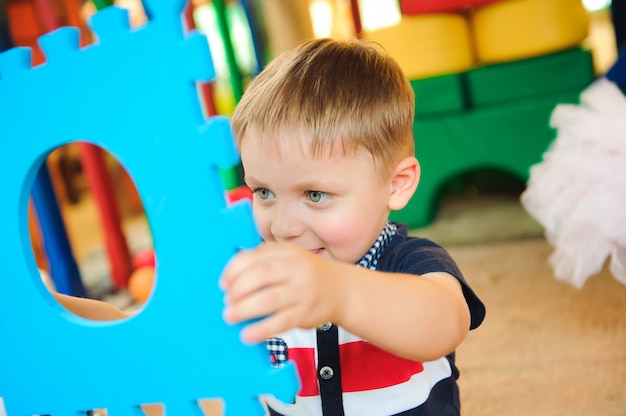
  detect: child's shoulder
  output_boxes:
[386,222,447,254]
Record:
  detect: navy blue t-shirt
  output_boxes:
[268,222,486,416]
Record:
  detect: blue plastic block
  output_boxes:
[0,1,299,414]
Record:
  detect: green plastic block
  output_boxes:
[390,89,583,229]
[411,73,466,116]
[218,164,244,190]
[466,48,594,107]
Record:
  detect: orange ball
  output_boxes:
[128,266,155,303]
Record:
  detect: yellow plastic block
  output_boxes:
[471,0,589,64]
[362,13,474,79]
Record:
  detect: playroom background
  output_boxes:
[3,0,626,415]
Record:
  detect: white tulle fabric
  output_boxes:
[521,77,626,288]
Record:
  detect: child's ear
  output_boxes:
[389,156,420,211]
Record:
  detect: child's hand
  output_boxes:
[220,242,344,344]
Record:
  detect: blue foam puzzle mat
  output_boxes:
[0,1,299,414]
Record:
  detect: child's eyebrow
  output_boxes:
[293,179,344,192]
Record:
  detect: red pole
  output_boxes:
[77,143,133,289]
[350,0,362,38]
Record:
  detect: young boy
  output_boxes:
[55,37,484,415]
[219,38,485,415]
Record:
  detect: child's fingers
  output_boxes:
[219,249,256,290]
[220,242,291,290]
[239,309,296,344]
[222,243,306,301]
[223,282,292,324]
[223,261,291,306]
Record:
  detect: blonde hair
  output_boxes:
[231,38,415,178]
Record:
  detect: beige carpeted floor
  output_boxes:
[414,196,626,416]
[453,239,626,416]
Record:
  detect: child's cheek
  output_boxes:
[252,208,274,242]
[318,217,367,263]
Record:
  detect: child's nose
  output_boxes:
[270,203,305,240]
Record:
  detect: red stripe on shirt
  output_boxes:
[289,342,424,397]
[288,348,319,396]
[340,341,424,392]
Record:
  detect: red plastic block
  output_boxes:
[399,0,503,15]
[227,185,253,204]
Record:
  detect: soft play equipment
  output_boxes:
[392,89,588,227]
[364,0,597,228]
[465,47,594,107]
[471,0,589,63]
[391,46,595,227]
[400,0,502,15]
[411,74,466,117]
[0,1,299,414]
[362,13,474,79]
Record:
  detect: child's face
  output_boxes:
[240,129,394,264]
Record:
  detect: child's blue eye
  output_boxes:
[307,191,329,203]
[254,188,275,200]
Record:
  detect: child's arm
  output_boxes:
[52,292,131,321]
[220,242,470,362]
